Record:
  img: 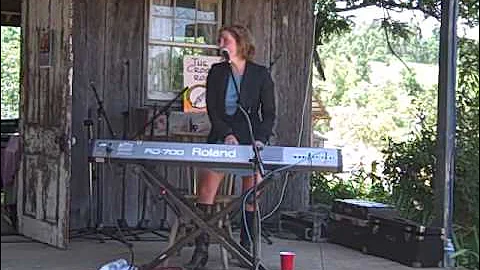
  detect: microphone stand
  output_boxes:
[91,82,115,236]
[115,60,167,241]
[73,82,133,248]
[118,59,131,231]
[129,86,189,140]
[130,87,188,237]
[226,60,266,270]
[91,82,116,140]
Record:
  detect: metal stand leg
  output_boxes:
[71,115,123,243]
[137,167,271,270]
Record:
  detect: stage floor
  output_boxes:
[1,232,443,270]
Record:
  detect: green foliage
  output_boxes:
[314,36,479,267]
[1,26,21,119]
[311,162,391,205]
[319,22,440,68]
[380,19,415,41]
[315,26,435,147]
[381,121,437,224]
[312,1,478,267]
[314,0,354,45]
[329,0,478,28]
[452,225,479,269]
[454,38,479,229]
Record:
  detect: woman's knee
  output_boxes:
[198,170,224,194]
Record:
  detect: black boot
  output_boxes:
[240,210,255,252]
[185,203,212,270]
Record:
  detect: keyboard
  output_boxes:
[90,139,342,172]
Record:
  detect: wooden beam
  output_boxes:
[1,0,21,13]
[1,0,21,26]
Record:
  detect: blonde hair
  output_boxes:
[218,25,256,61]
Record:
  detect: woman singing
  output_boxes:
[185,24,276,270]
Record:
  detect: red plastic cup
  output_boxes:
[280,251,296,270]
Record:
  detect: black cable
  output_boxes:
[225,59,266,270]
[239,149,320,270]
[129,86,189,140]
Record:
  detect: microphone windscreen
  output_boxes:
[220,48,230,61]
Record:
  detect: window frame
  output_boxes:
[142,0,223,107]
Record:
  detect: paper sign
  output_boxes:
[183,55,221,112]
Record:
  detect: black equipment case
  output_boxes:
[327,199,399,252]
[331,199,399,219]
[368,215,444,268]
[279,210,329,242]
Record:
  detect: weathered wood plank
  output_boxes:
[70,0,89,229]
[227,0,272,66]
[70,0,108,229]
[19,0,72,248]
[102,0,145,226]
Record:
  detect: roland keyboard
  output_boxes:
[90,139,343,172]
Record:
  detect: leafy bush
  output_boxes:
[311,37,479,268]
[1,26,21,119]
[310,161,390,205]
[452,225,479,269]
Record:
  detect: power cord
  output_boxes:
[223,54,266,270]
[241,150,322,255]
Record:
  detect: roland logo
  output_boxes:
[192,147,237,158]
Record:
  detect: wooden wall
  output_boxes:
[70,0,313,229]
[71,0,154,229]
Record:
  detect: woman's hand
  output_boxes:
[254,140,265,150]
[224,134,239,145]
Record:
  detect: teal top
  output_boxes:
[225,74,242,115]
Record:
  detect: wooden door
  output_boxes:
[17,0,73,249]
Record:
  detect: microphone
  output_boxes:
[220,48,230,62]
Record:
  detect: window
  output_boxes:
[147,0,222,101]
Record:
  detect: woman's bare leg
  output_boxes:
[197,169,225,205]
[185,169,225,269]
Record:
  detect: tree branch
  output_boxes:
[313,49,326,81]
[381,8,413,73]
[334,1,375,13]
[335,0,440,21]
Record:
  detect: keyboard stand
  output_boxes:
[137,166,271,270]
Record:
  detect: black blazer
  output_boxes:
[206,61,276,144]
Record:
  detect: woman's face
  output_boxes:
[218,30,240,60]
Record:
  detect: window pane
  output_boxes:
[171,47,218,91]
[146,0,222,101]
[151,17,173,41]
[147,46,172,100]
[174,19,196,43]
[196,23,217,44]
[176,0,196,19]
[197,1,218,22]
[172,47,185,91]
[152,0,173,17]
